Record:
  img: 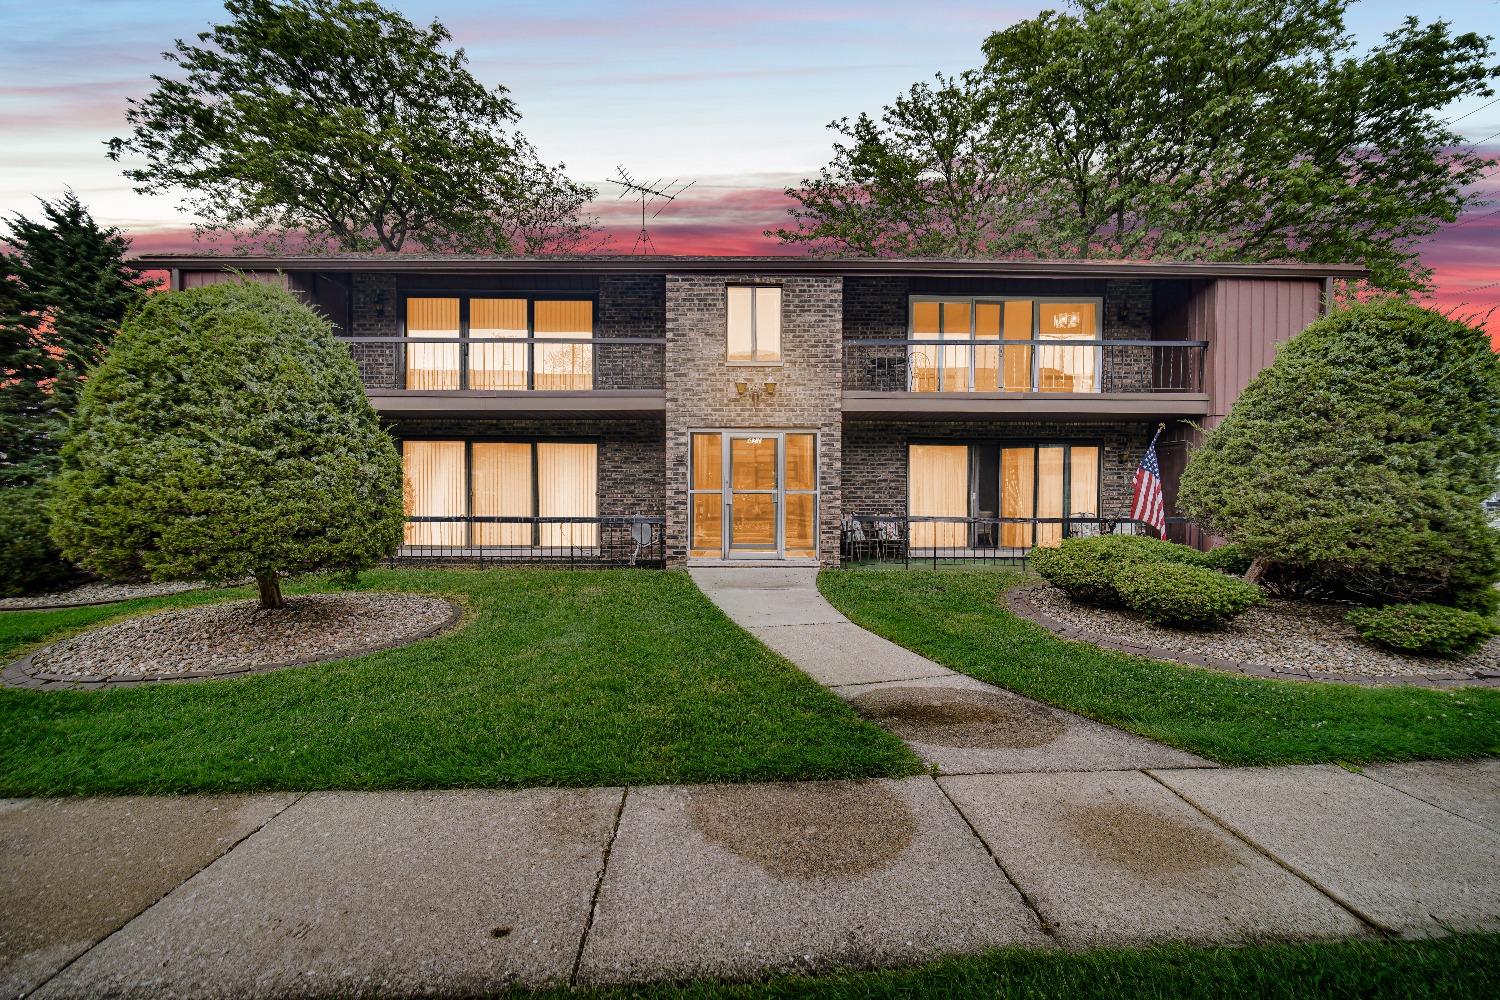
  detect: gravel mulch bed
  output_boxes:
[0,580,217,611]
[4,592,461,690]
[1012,584,1499,686]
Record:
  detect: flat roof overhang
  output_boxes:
[133,253,1368,281]
[368,389,665,419]
[842,391,1211,421]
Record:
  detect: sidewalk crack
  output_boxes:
[932,778,1057,942]
[570,785,628,986]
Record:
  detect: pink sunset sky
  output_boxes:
[4,1,1498,339]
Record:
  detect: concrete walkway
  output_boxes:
[689,567,1211,774]
[2,570,1497,996]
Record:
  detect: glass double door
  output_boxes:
[690,431,817,559]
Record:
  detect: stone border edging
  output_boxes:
[1,595,466,692]
[1005,585,1500,689]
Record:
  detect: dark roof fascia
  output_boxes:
[130,254,1370,281]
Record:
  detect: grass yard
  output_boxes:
[551,934,1500,1000]
[818,569,1500,767]
[0,569,920,796]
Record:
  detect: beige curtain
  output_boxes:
[1069,447,1101,524]
[403,440,466,546]
[973,302,1001,391]
[753,287,781,361]
[538,443,598,547]
[1003,299,1034,391]
[405,298,460,390]
[727,287,754,362]
[939,300,971,391]
[1035,447,1065,547]
[1036,302,1099,393]
[690,433,723,557]
[908,444,968,549]
[909,300,939,392]
[469,299,528,390]
[1000,447,1035,548]
[472,443,532,546]
[534,301,593,390]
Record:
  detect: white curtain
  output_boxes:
[538,443,598,547]
[1035,447,1066,548]
[1036,302,1099,393]
[403,441,466,546]
[534,301,593,390]
[472,443,532,545]
[908,444,968,549]
[405,298,460,390]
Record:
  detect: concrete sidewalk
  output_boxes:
[689,567,1211,774]
[3,764,1498,997]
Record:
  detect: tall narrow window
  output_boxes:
[538,443,598,546]
[469,299,528,390]
[403,440,466,546]
[689,433,724,557]
[908,444,968,549]
[471,442,532,545]
[784,433,817,558]
[405,298,460,389]
[1037,301,1100,392]
[726,286,781,362]
[534,300,594,390]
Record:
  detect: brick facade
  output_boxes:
[842,418,1155,521]
[663,275,845,564]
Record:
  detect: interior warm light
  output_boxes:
[734,379,749,396]
[762,379,777,396]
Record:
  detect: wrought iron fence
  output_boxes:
[840,515,1198,568]
[390,515,666,567]
[843,338,1207,394]
[337,336,667,391]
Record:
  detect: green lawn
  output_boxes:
[550,935,1499,1000]
[818,569,1500,767]
[0,569,920,796]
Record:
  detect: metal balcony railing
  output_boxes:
[843,339,1207,394]
[338,336,667,392]
[840,515,1199,567]
[390,515,666,567]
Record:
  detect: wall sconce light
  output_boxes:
[734,379,749,397]
[762,378,777,397]
[373,288,389,319]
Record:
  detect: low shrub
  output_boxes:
[1450,585,1500,618]
[0,485,80,597]
[1345,603,1497,658]
[1030,533,1206,604]
[1113,562,1264,628]
[1196,543,1253,576]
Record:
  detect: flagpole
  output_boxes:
[1118,422,1169,535]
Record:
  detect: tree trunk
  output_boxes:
[255,572,285,610]
[1245,555,1272,586]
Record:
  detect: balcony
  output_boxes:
[842,337,1209,420]
[338,336,666,418]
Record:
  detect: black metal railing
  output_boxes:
[338,336,667,391]
[390,515,666,567]
[843,339,1207,394]
[840,515,1197,567]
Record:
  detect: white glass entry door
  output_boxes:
[689,431,818,560]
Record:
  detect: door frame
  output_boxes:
[688,428,820,560]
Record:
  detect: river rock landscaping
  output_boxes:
[1016,584,1500,684]
[4,592,461,688]
[0,579,216,611]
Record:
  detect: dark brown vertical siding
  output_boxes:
[1206,278,1321,426]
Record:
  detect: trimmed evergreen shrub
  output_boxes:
[48,280,405,609]
[0,486,79,597]
[1030,533,1207,604]
[1345,603,1497,658]
[1196,543,1252,576]
[1113,562,1264,628]
[1178,300,1500,603]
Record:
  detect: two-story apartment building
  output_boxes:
[136,255,1364,567]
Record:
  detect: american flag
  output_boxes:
[1130,428,1166,535]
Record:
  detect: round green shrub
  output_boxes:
[0,485,80,596]
[1030,533,1208,603]
[1345,603,1497,658]
[1178,300,1500,603]
[48,280,405,608]
[1113,562,1264,628]
[1195,543,1252,576]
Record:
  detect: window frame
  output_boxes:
[688,428,820,559]
[906,294,1105,393]
[904,438,1104,547]
[399,291,597,391]
[397,435,600,548]
[725,284,783,366]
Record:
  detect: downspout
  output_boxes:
[1321,276,1333,316]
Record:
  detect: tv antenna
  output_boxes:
[611,167,694,255]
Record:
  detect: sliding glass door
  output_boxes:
[908,442,1101,550]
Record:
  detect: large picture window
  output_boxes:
[908,296,1101,393]
[404,295,593,391]
[403,440,598,548]
[907,442,1101,550]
